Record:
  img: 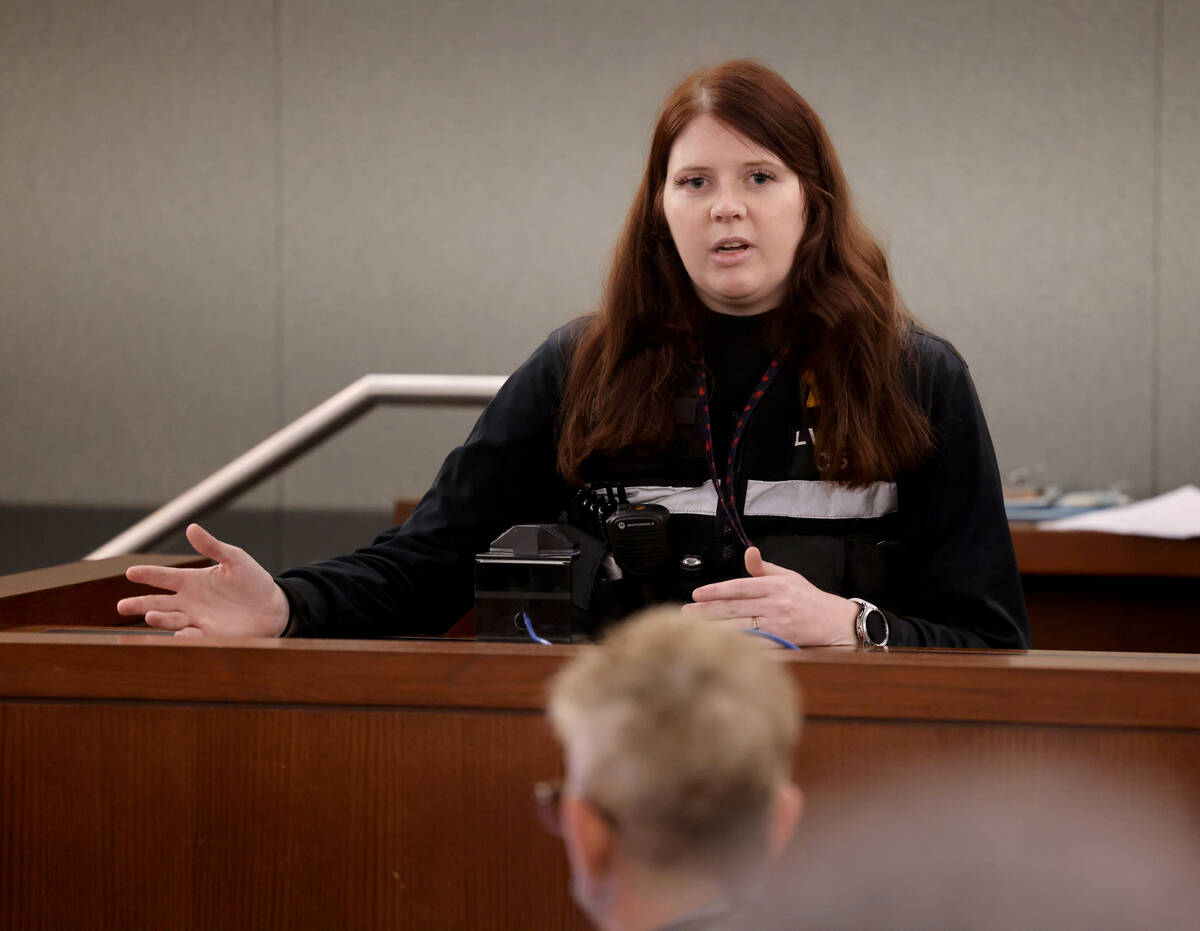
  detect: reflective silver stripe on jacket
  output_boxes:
[623,480,898,520]
[743,479,898,520]
[624,484,720,515]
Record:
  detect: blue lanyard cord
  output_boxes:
[522,611,552,645]
[696,359,782,548]
[741,628,800,649]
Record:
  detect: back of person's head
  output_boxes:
[547,607,801,887]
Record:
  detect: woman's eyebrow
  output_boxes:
[671,158,783,173]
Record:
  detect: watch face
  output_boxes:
[864,608,888,646]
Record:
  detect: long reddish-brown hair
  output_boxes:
[557,60,932,485]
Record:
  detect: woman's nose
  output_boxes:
[711,192,746,221]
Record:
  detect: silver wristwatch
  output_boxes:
[849,597,889,649]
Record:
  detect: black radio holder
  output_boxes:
[474,524,600,643]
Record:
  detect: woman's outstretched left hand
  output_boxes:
[681,546,858,646]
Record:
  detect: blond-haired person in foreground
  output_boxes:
[544,608,803,931]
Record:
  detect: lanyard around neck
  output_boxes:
[696,358,782,548]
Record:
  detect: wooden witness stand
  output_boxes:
[2,555,1200,927]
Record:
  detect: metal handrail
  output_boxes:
[84,373,506,559]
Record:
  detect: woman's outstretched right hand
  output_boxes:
[116,523,290,638]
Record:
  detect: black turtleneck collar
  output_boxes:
[699,306,778,349]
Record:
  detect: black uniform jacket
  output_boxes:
[277,322,1029,649]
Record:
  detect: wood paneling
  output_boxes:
[1011,526,1200,652]
[1010,525,1200,578]
[2,636,1200,728]
[2,636,1200,928]
[798,719,1200,809]
[0,702,577,929]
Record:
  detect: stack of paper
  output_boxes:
[1038,485,1200,539]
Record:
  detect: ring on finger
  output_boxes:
[751,616,761,630]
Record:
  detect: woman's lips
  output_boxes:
[711,244,753,266]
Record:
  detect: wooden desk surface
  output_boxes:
[0,554,209,629]
[1010,524,1200,578]
[2,635,1199,928]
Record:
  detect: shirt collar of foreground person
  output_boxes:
[544,607,803,931]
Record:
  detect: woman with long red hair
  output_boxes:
[119,61,1028,649]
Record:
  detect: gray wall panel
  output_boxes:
[786,0,1158,493]
[0,0,1193,536]
[1160,0,1200,490]
[0,0,279,508]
